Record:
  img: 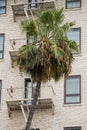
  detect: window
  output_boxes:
[67,28,81,53]
[64,75,81,104]
[27,33,41,44]
[0,80,2,108]
[29,0,37,9]
[0,0,6,14]
[29,0,43,9]
[0,34,4,59]
[66,0,81,9]
[64,126,81,130]
[25,79,32,104]
[25,79,40,104]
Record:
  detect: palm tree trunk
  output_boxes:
[25,80,41,130]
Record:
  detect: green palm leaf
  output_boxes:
[17,8,79,82]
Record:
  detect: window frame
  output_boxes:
[65,0,81,9]
[0,34,5,59]
[31,128,40,130]
[67,27,81,54]
[0,0,7,14]
[64,126,81,130]
[0,80,2,109]
[64,75,81,104]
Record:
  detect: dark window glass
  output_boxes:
[0,80,2,108]
[0,34,4,59]
[29,0,37,9]
[64,127,81,130]
[0,0,6,14]
[67,28,81,53]
[64,75,81,104]
[66,0,81,9]
[25,79,32,104]
[28,0,43,9]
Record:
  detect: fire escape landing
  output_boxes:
[6,98,54,122]
[11,0,56,21]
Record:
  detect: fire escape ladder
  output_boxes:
[20,103,27,123]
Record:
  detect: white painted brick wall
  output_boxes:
[0,0,87,130]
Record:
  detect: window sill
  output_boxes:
[63,103,82,107]
[0,14,7,17]
[64,8,82,12]
[0,59,4,62]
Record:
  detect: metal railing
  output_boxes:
[7,86,34,99]
[11,0,55,5]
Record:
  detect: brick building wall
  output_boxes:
[0,0,87,130]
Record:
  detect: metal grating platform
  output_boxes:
[11,0,55,21]
[9,50,18,62]
[6,98,54,117]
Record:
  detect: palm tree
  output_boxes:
[17,8,79,130]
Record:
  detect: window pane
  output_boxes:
[0,53,3,58]
[66,0,81,8]
[30,0,37,9]
[0,0,5,7]
[65,76,81,104]
[66,96,80,103]
[25,79,32,104]
[67,29,80,46]
[0,8,5,14]
[0,0,6,14]
[66,78,80,94]
[0,35,4,51]
[67,2,80,8]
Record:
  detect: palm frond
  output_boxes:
[21,20,38,35]
[16,8,79,82]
